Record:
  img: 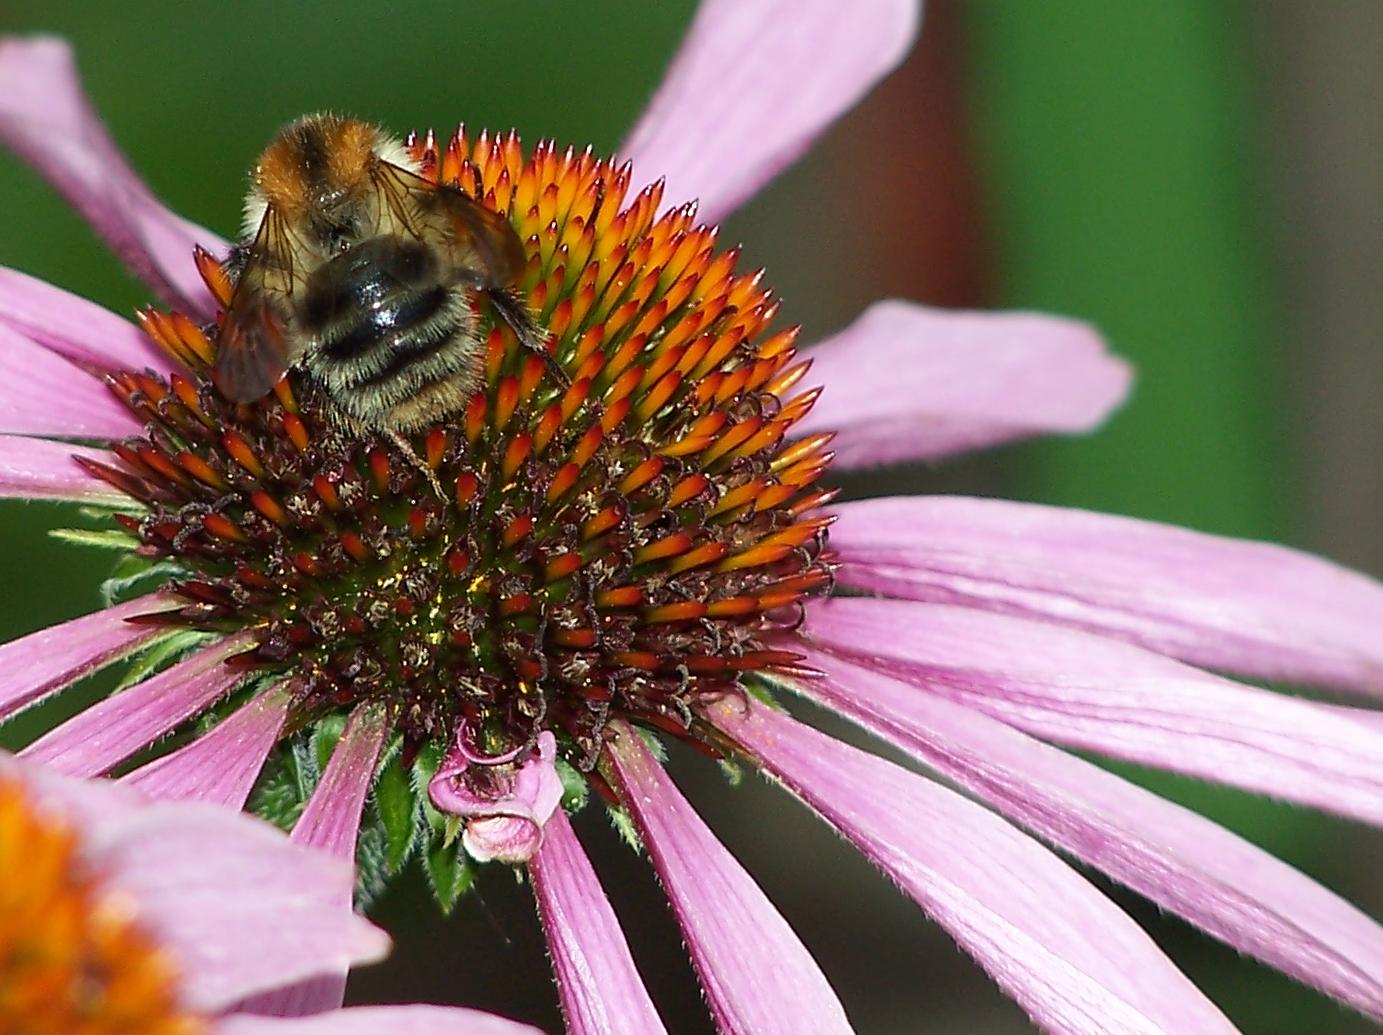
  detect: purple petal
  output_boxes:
[793,646,1383,1019]
[709,697,1236,1035]
[0,265,169,371]
[429,730,564,863]
[20,634,250,776]
[242,704,389,1019]
[0,325,139,437]
[796,302,1132,468]
[292,703,388,857]
[0,36,225,314]
[621,0,920,224]
[530,809,670,1035]
[7,755,390,1013]
[804,597,1383,826]
[606,725,853,1035]
[0,433,128,503]
[216,1006,543,1035]
[0,594,177,721]
[831,495,1383,694]
[121,684,292,807]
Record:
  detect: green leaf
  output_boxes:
[374,752,420,871]
[424,839,474,915]
[49,527,138,550]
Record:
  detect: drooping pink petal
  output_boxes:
[8,755,390,1014]
[0,325,140,438]
[793,647,1383,1020]
[292,702,388,857]
[830,495,1383,695]
[0,36,225,314]
[0,266,169,371]
[795,302,1131,468]
[216,1006,542,1035]
[0,593,177,721]
[1324,703,1383,734]
[121,683,292,807]
[621,0,920,225]
[0,433,128,503]
[430,730,564,863]
[242,703,389,1019]
[709,696,1237,1035]
[530,809,670,1035]
[108,808,387,1013]
[20,633,251,776]
[606,725,853,1035]
[804,597,1383,826]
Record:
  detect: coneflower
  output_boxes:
[0,750,541,1033]
[1,5,1382,1033]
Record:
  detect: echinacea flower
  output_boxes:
[3,4,1383,1034]
[0,749,540,1034]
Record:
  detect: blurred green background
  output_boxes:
[1,2,1378,1032]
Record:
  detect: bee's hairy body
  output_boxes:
[297,235,482,434]
[214,114,542,439]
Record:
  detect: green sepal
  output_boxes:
[76,503,145,521]
[424,838,474,914]
[413,739,447,833]
[116,629,214,691]
[309,714,348,774]
[556,756,589,812]
[374,748,420,872]
[607,803,642,853]
[247,739,311,834]
[100,555,181,606]
[743,673,793,709]
[634,725,668,762]
[353,814,392,913]
[49,527,138,550]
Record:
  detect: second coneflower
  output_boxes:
[2,5,1383,1034]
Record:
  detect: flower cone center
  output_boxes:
[89,129,835,765]
[0,779,205,1035]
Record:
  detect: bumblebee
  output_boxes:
[214,113,547,436]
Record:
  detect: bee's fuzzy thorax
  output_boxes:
[240,113,414,240]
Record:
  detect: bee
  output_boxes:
[213,113,553,445]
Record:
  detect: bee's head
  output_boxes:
[242,113,381,245]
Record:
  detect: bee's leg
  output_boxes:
[382,428,447,502]
[490,289,570,388]
[314,386,447,503]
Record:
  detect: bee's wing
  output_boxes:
[373,161,527,289]
[212,208,305,404]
